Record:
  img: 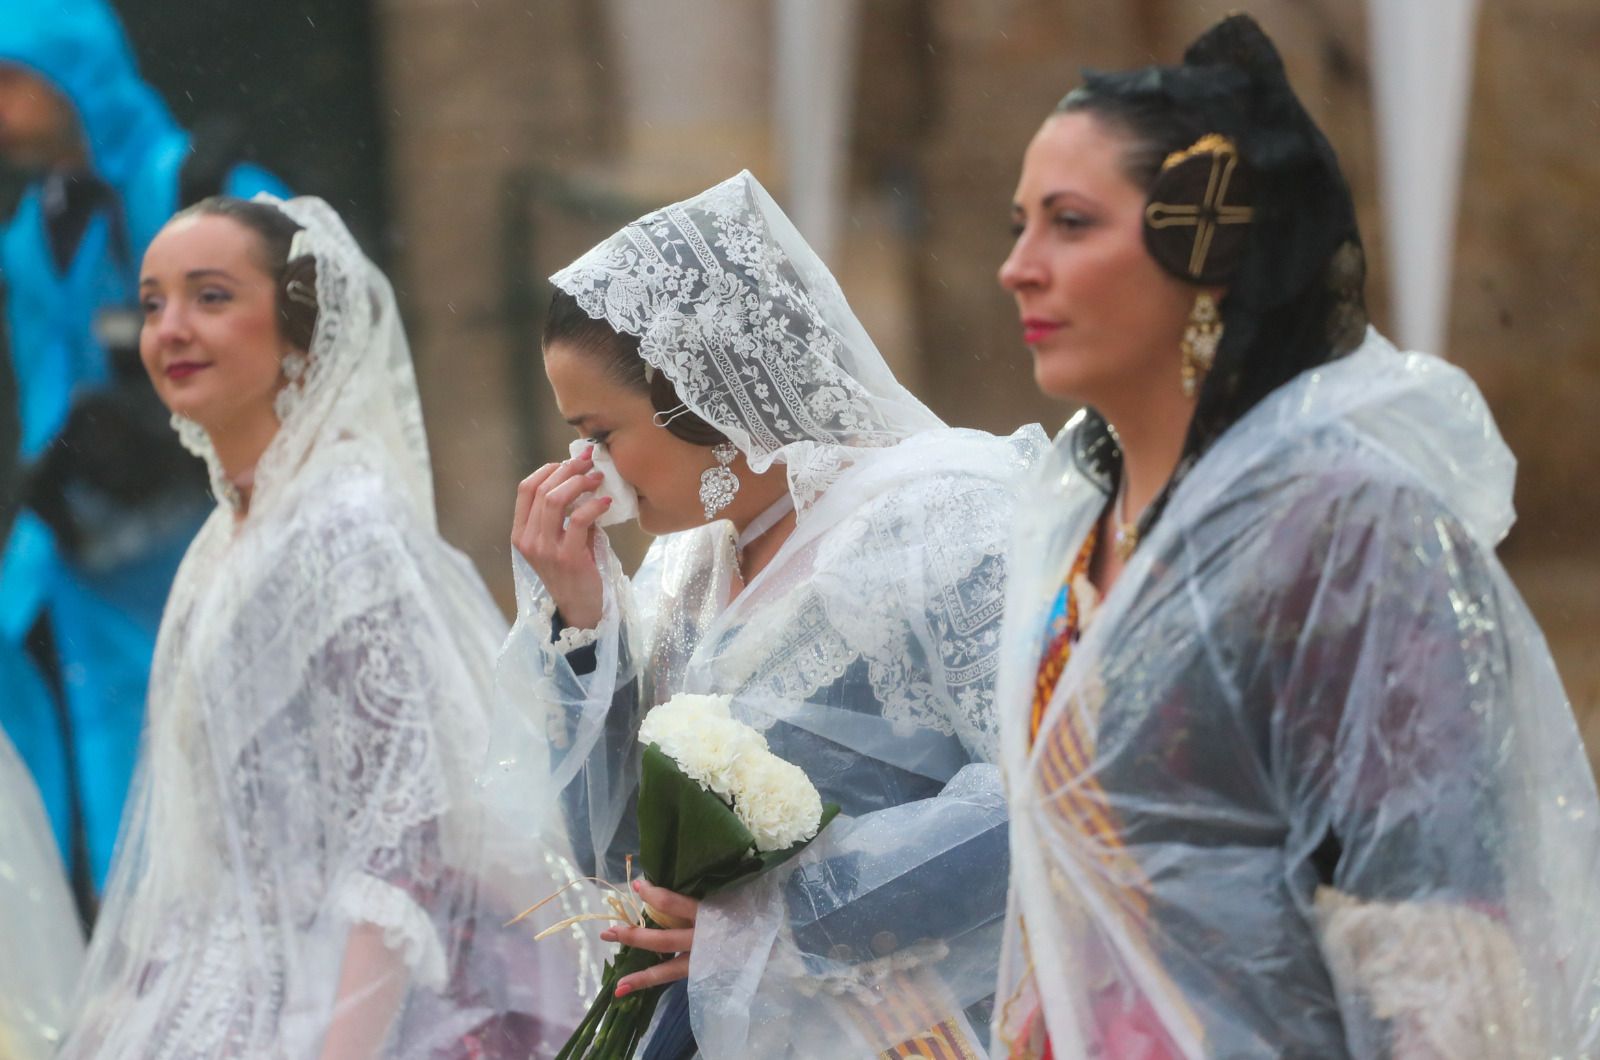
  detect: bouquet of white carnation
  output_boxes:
[545,693,838,1060]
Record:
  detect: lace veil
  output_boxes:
[550,170,946,506]
[64,197,594,1058]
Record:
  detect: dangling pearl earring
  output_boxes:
[699,442,741,521]
[1180,292,1222,398]
[281,351,307,382]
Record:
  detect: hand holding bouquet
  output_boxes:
[526,693,839,1060]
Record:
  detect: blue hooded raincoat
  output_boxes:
[0,0,286,890]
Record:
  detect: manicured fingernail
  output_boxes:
[583,445,594,458]
[615,982,632,998]
[601,496,614,506]
[632,879,643,892]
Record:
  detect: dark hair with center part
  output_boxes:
[172,196,319,352]
[542,287,726,447]
[1054,88,1210,193]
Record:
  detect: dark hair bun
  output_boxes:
[1182,13,1288,83]
[279,255,320,352]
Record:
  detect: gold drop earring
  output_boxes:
[1180,292,1221,399]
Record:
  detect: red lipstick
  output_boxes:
[164,361,210,381]
[1022,318,1062,345]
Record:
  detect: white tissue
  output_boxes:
[568,438,639,526]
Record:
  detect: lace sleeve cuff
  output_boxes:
[553,623,600,655]
[536,594,600,657]
[335,873,448,990]
[1314,885,1538,1057]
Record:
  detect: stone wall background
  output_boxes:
[371,0,1600,769]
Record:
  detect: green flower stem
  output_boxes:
[553,944,669,1059]
[554,967,616,1060]
[548,745,840,1057]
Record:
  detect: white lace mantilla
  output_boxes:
[551,171,943,475]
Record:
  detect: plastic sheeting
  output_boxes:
[0,724,82,1058]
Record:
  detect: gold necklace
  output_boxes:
[1113,476,1139,561]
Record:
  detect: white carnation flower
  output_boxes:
[640,694,767,800]
[666,717,767,800]
[728,751,824,852]
[639,693,732,735]
[638,694,733,758]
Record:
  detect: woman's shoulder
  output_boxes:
[811,435,1031,591]
[270,451,430,567]
[1179,432,1494,611]
[1193,334,1515,549]
[863,426,1045,509]
[288,446,413,517]
[1237,424,1480,535]
[846,461,1013,549]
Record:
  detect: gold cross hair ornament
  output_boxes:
[1143,133,1254,283]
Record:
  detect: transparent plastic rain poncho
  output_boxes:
[60,197,596,1059]
[0,724,83,1058]
[483,171,1046,1058]
[993,331,1600,1059]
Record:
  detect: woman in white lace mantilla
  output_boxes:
[482,171,1045,1059]
[992,14,1600,1060]
[59,195,595,1058]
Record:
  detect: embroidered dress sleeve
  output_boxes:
[242,511,487,1057]
[692,764,1007,1060]
[1258,479,1600,1058]
[310,591,456,992]
[690,482,1017,1059]
[549,590,642,881]
[769,548,1014,977]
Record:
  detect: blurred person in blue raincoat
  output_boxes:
[0,0,287,910]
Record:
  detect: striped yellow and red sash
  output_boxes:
[826,966,984,1059]
[1028,527,1098,747]
[1011,525,1206,1056]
